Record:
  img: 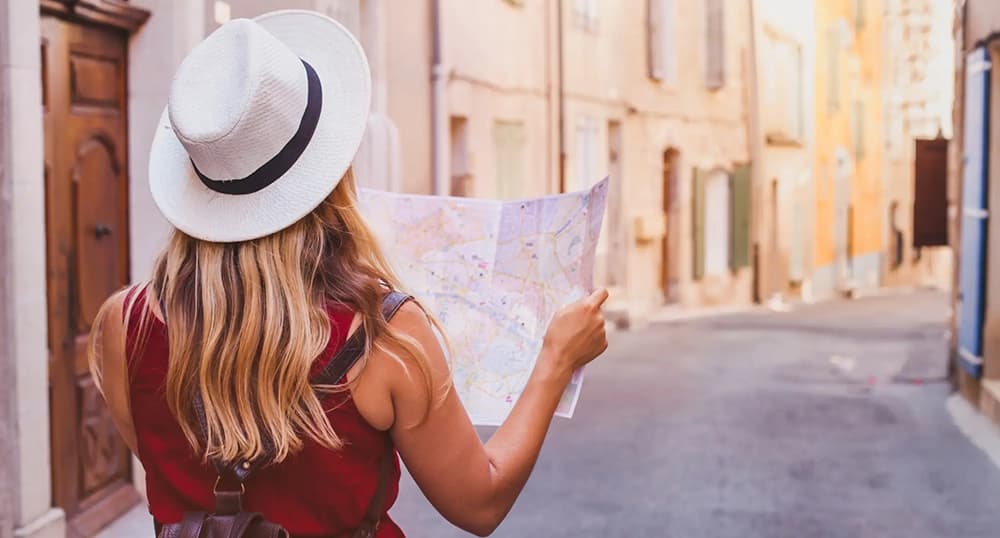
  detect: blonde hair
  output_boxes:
[90,168,445,464]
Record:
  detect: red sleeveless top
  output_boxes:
[124,289,405,537]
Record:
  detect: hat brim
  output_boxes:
[149,10,371,243]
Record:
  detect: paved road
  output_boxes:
[390,291,1000,537]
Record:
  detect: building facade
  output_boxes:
[750,0,817,304]
[377,0,756,319]
[881,0,954,292]
[615,0,754,314]
[813,0,887,300]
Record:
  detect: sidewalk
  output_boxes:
[96,504,151,538]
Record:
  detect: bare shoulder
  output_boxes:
[388,299,434,331]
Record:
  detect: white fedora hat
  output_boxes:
[149,10,371,243]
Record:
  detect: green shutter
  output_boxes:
[729,165,751,269]
[692,168,706,280]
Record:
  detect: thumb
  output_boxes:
[586,288,610,309]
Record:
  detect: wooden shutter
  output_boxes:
[692,168,706,280]
[913,138,949,247]
[729,165,751,269]
[648,0,664,80]
[852,100,865,160]
[827,24,839,113]
[706,0,725,89]
[495,121,525,199]
[648,0,675,83]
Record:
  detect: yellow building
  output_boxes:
[813,0,884,298]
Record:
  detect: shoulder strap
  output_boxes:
[193,291,413,484]
[313,290,412,387]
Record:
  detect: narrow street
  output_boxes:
[390,291,1000,537]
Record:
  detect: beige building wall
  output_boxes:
[753,0,817,302]
[882,0,954,291]
[619,0,753,314]
[0,2,62,536]
[439,0,555,200]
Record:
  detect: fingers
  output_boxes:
[586,288,610,309]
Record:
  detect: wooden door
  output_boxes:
[913,137,949,248]
[661,149,679,302]
[41,16,137,536]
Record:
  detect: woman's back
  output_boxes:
[125,288,404,537]
[89,11,610,537]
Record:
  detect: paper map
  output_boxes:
[358,178,608,426]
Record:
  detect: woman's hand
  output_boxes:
[539,288,610,381]
[383,289,611,536]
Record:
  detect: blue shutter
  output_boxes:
[958,47,991,378]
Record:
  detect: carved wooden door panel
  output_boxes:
[41,16,137,537]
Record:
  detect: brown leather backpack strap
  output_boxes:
[157,511,208,538]
[313,291,413,387]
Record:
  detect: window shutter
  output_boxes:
[587,0,598,29]
[852,100,865,160]
[648,0,664,80]
[827,24,840,113]
[729,165,751,269]
[662,0,676,83]
[706,0,725,89]
[692,168,706,280]
[495,121,525,199]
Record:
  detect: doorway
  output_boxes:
[661,149,680,302]
[41,15,137,536]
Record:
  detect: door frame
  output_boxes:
[39,2,149,536]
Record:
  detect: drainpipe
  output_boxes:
[431,0,448,195]
[557,0,566,193]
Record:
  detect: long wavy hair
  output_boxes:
[89,168,445,464]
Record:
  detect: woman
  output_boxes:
[89,10,608,538]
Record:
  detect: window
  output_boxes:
[853,0,865,30]
[648,0,677,84]
[763,35,803,143]
[827,23,841,114]
[450,116,471,196]
[703,170,731,276]
[694,167,749,279]
[574,0,598,31]
[572,116,600,192]
[705,0,725,89]
[494,120,525,199]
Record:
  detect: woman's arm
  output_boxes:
[382,289,609,536]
